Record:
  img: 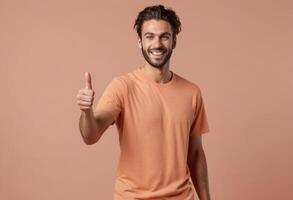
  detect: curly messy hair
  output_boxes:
[133,5,181,45]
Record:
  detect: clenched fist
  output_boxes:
[77,72,95,111]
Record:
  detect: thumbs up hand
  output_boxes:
[77,72,95,111]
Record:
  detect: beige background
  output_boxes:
[1,0,292,199]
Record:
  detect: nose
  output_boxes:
[153,36,163,48]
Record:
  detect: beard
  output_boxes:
[141,46,173,69]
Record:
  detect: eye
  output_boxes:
[161,35,170,40]
[146,35,154,39]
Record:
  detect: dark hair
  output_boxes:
[133,5,181,42]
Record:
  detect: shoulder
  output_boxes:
[111,69,141,89]
[174,72,202,95]
[109,70,137,93]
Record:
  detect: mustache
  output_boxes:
[149,48,166,51]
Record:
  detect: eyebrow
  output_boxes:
[144,32,172,36]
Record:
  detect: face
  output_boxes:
[138,19,175,69]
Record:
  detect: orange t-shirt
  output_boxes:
[95,67,210,200]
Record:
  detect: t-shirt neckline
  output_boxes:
[133,67,176,88]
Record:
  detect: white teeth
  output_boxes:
[150,50,164,55]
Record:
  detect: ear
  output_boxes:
[138,36,142,49]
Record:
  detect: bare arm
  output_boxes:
[79,109,98,145]
[77,72,115,145]
[187,135,211,200]
[79,108,115,145]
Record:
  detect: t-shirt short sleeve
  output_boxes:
[94,77,124,125]
[189,88,210,136]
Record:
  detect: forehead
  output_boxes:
[141,19,172,34]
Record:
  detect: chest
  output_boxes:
[124,84,194,127]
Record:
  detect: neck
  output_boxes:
[141,62,172,83]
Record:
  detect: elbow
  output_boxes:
[188,149,205,166]
[82,135,99,145]
[83,139,96,145]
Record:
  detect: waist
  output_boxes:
[114,175,194,200]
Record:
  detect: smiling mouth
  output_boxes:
[149,49,166,57]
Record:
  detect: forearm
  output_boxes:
[188,151,211,200]
[79,109,100,143]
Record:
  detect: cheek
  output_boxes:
[141,42,150,50]
[164,42,173,50]
[162,39,173,47]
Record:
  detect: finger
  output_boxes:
[85,72,92,89]
[80,106,91,110]
[77,94,94,102]
[77,100,93,106]
[78,89,95,96]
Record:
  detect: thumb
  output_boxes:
[85,72,92,89]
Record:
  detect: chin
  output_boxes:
[150,62,167,69]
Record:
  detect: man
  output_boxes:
[76,5,211,200]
